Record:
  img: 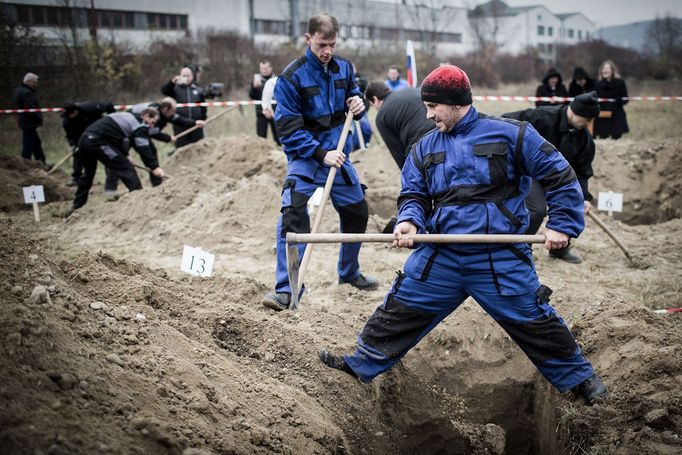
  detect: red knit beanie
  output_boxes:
[421,65,472,105]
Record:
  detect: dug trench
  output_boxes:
[1,136,680,454]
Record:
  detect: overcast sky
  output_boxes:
[468,0,682,27]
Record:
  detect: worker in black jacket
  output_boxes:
[103,97,198,192]
[160,67,207,148]
[13,73,45,163]
[364,81,435,169]
[503,91,600,263]
[70,110,165,213]
[62,101,116,186]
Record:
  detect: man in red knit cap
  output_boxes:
[319,65,607,405]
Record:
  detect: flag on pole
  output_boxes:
[406,40,418,88]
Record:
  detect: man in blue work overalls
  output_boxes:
[320,65,608,405]
[263,14,378,311]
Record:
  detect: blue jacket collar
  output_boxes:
[449,105,478,135]
[305,47,340,74]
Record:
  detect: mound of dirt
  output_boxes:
[0,155,73,211]
[592,139,682,225]
[0,219,502,454]
[166,135,287,182]
[2,133,682,454]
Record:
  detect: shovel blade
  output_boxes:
[286,242,300,310]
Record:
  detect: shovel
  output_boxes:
[586,211,635,264]
[286,232,546,310]
[173,105,240,142]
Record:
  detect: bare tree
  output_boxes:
[467,0,506,63]
[404,1,461,55]
[645,13,682,59]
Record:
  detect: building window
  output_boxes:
[586,31,590,39]
[538,43,546,51]
[548,43,553,52]
[578,30,583,39]
[4,3,187,31]
[537,14,542,21]
[537,25,545,36]
[254,19,289,35]
[568,28,574,38]
[548,26,553,36]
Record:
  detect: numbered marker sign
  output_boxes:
[597,192,623,212]
[22,185,45,204]
[181,245,215,277]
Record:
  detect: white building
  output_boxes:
[2,0,596,60]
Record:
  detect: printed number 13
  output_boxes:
[189,255,206,274]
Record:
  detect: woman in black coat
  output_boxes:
[535,67,568,107]
[593,59,629,140]
[568,66,595,97]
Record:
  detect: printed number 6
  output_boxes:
[605,199,613,208]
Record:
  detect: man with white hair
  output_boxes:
[13,73,45,163]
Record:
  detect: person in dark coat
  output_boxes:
[161,67,207,148]
[365,81,435,169]
[249,59,280,145]
[503,91,600,264]
[62,101,116,186]
[13,73,45,163]
[568,67,595,97]
[70,110,165,213]
[593,59,629,140]
[535,68,568,107]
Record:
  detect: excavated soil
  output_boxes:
[0,155,73,211]
[1,135,681,454]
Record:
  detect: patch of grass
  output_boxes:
[635,277,682,310]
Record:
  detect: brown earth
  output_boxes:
[1,135,681,454]
[0,155,73,211]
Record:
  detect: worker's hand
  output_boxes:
[127,156,135,164]
[195,120,206,128]
[544,228,569,250]
[584,200,592,214]
[151,167,165,178]
[171,75,180,84]
[347,96,365,116]
[170,135,177,143]
[392,221,418,248]
[323,150,346,168]
[263,108,274,119]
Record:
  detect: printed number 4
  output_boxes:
[189,255,206,274]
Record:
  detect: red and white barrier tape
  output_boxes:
[3,96,682,114]
[654,308,682,315]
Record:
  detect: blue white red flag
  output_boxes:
[406,40,418,88]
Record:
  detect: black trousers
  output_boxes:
[524,179,547,235]
[173,124,204,148]
[72,148,84,180]
[21,127,45,163]
[256,114,280,145]
[104,144,162,191]
[73,135,142,209]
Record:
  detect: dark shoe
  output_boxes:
[382,217,397,234]
[63,206,77,218]
[262,292,290,311]
[66,179,78,187]
[319,350,357,378]
[574,374,608,405]
[339,273,379,291]
[549,247,583,264]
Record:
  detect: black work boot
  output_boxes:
[549,246,583,264]
[319,350,357,378]
[339,273,379,291]
[574,374,608,405]
[262,292,291,311]
[66,178,78,187]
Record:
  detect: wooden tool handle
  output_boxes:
[297,112,355,288]
[287,233,546,244]
[174,105,239,140]
[587,211,632,259]
[47,152,74,175]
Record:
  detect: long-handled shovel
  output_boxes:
[288,112,355,310]
[286,232,546,310]
[47,151,74,175]
[586,211,634,264]
[173,105,240,142]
